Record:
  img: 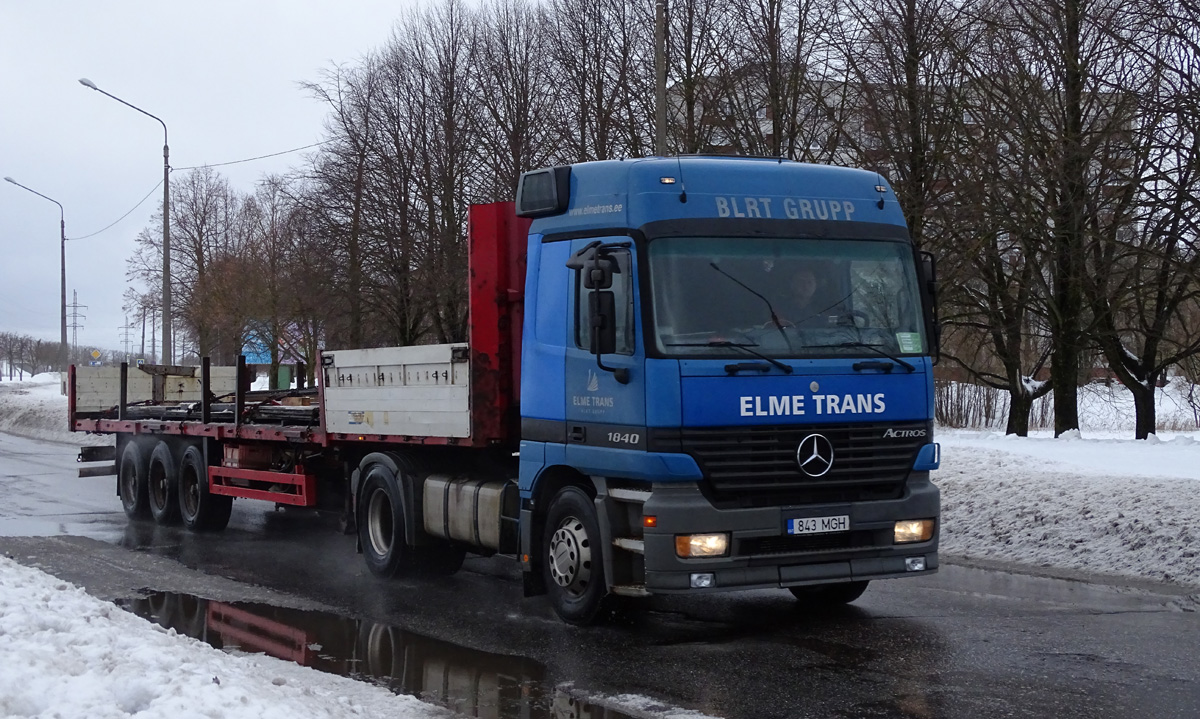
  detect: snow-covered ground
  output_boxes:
[1,372,1198,717]
[0,555,449,719]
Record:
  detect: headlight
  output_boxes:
[894,519,935,543]
[675,533,729,557]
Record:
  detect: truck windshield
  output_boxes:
[647,236,927,359]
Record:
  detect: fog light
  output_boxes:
[675,533,729,557]
[690,572,715,588]
[894,519,935,543]
[905,556,927,572]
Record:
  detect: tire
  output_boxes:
[147,441,182,525]
[542,486,609,625]
[118,441,151,520]
[789,580,870,607]
[358,463,410,578]
[178,445,233,531]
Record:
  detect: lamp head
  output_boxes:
[79,78,99,91]
[3,177,15,184]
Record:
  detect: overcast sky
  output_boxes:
[0,0,414,355]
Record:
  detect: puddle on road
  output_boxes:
[117,591,638,719]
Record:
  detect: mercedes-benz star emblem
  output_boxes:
[796,434,835,477]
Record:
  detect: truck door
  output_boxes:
[563,238,646,457]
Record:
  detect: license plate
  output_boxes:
[787,515,849,535]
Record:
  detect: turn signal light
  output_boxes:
[643,515,658,528]
[675,533,729,558]
[894,519,935,543]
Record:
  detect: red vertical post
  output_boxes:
[467,203,530,446]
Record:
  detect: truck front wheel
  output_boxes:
[118,441,151,520]
[542,486,609,625]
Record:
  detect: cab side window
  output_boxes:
[574,249,634,355]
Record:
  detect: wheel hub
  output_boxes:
[548,516,592,594]
[367,488,393,557]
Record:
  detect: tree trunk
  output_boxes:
[1131,382,1157,440]
[1006,388,1034,436]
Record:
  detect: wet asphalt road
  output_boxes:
[2,430,1199,719]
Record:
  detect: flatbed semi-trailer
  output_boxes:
[73,156,942,624]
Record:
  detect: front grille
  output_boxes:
[654,421,928,506]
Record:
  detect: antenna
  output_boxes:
[675,156,688,203]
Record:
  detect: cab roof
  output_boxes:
[522,156,907,237]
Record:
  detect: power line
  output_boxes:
[68,179,163,241]
[68,140,329,241]
[175,140,329,171]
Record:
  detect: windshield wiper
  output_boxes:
[707,262,794,352]
[666,340,793,374]
[806,341,917,372]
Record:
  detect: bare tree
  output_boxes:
[544,0,644,161]
[302,61,382,349]
[471,0,557,197]
[1081,0,1200,437]
[128,167,252,363]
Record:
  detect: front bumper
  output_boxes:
[638,473,939,593]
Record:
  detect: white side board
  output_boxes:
[322,344,471,438]
[74,366,239,413]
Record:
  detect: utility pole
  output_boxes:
[655,0,668,156]
[149,307,158,365]
[79,79,172,365]
[68,291,87,361]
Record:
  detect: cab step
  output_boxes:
[608,488,652,503]
[613,537,644,554]
[611,584,650,597]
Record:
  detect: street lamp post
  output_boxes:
[4,177,68,372]
[79,78,173,365]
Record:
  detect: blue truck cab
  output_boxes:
[514,156,940,624]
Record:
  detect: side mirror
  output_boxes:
[590,291,618,355]
[589,289,629,384]
[919,250,941,363]
[920,251,937,297]
[583,255,618,290]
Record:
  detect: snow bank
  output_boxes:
[0,374,107,446]
[0,556,447,719]
[939,431,1200,588]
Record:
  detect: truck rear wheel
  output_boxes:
[178,445,232,531]
[359,463,409,577]
[542,486,609,625]
[147,441,181,525]
[118,441,151,520]
[358,461,467,578]
[789,580,869,607]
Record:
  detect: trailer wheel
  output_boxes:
[358,463,410,577]
[147,441,181,525]
[542,486,609,625]
[118,441,151,520]
[789,580,870,607]
[178,445,232,531]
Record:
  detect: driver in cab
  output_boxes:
[776,266,831,327]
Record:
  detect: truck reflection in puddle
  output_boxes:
[118,591,633,719]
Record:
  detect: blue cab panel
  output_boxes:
[517,156,932,491]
